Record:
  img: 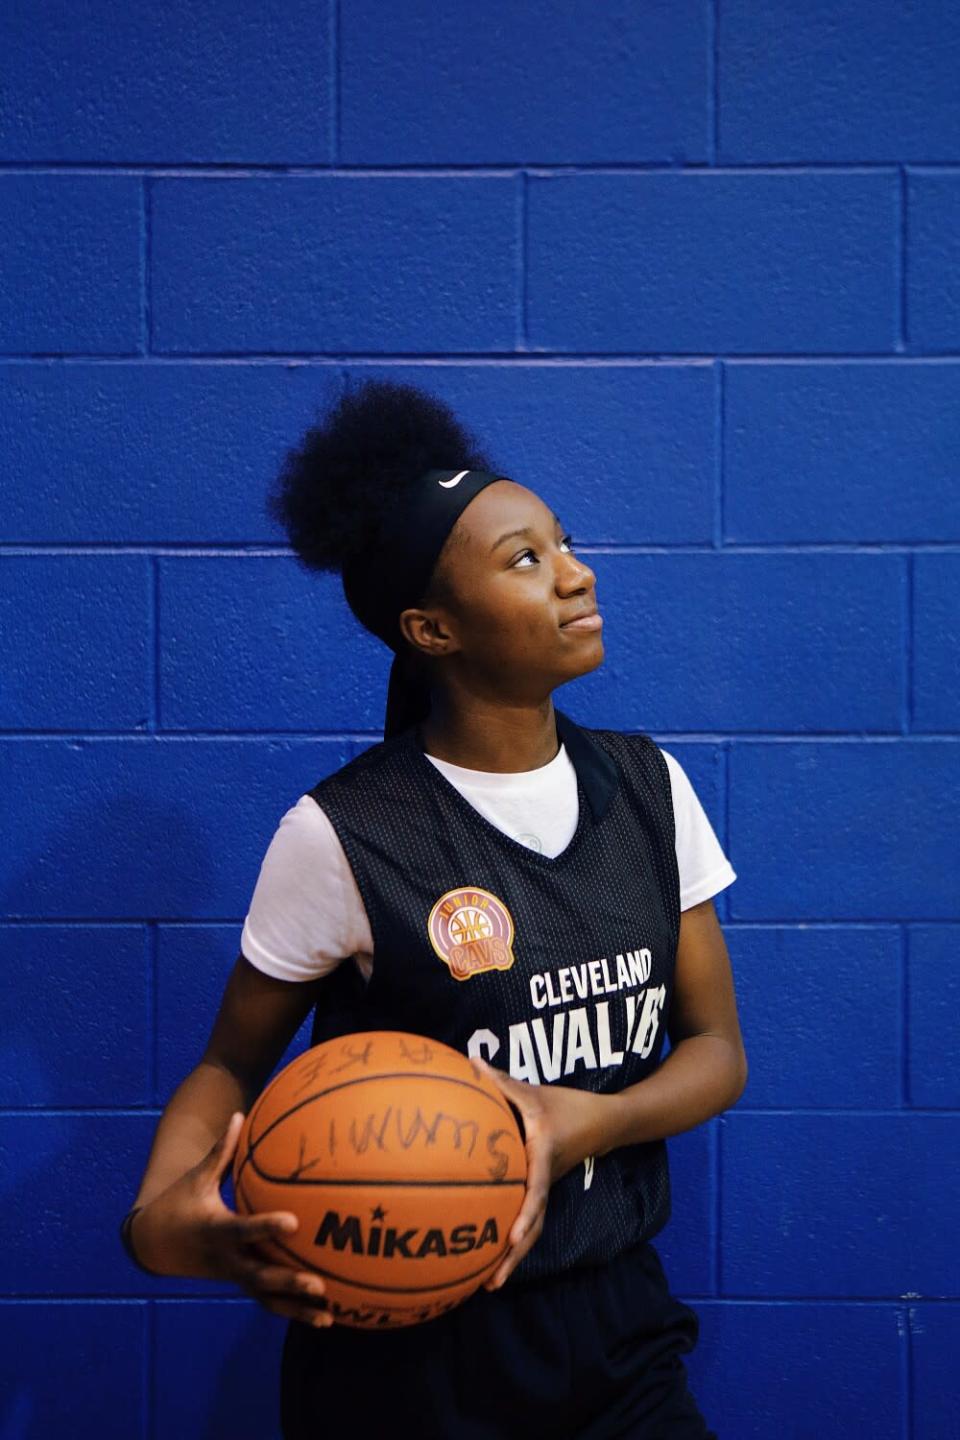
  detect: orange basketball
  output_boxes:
[232,1030,528,1330]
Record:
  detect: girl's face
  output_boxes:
[403,480,604,702]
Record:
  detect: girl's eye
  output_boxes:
[513,535,576,567]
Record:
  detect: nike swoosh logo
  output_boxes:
[438,470,469,488]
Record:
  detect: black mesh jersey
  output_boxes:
[303,707,681,1283]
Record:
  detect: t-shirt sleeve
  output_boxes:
[239,795,373,982]
[658,748,737,911]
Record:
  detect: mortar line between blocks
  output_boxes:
[6,352,960,366]
[2,160,928,177]
[6,541,960,558]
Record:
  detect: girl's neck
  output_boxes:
[417,698,559,774]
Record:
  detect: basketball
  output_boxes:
[232,1030,528,1329]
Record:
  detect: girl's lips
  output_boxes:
[560,613,603,631]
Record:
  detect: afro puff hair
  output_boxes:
[265,375,497,576]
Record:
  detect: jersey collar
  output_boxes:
[401,706,619,826]
[554,708,618,824]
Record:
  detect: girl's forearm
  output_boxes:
[596,1035,747,1156]
[131,1061,252,1209]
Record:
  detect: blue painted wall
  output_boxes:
[1,1,958,1436]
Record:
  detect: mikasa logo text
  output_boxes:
[314,1210,499,1259]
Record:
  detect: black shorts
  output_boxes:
[280,1239,717,1440]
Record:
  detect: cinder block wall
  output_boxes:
[2,3,958,1436]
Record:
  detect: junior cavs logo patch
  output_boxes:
[427,886,517,982]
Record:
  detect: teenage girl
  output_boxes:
[121,377,747,1438]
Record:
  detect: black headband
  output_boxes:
[341,467,508,739]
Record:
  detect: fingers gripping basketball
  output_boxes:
[232,1031,527,1330]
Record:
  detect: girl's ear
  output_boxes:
[398,606,459,658]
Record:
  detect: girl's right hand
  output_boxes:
[130,1111,333,1328]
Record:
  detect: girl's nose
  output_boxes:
[559,552,595,591]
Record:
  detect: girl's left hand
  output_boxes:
[470,1056,608,1291]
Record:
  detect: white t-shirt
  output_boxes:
[240,742,737,985]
